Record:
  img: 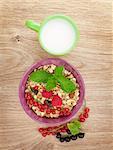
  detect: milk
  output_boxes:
[40,18,76,55]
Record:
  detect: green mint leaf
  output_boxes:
[72,120,81,129]
[67,122,80,135]
[57,75,76,93]
[54,66,64,76]
[46,77,57,91]
[29,70,52,83]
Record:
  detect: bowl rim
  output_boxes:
[19,58,85,126]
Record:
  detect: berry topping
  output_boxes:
[40,108,45,112]
[43,104,48,109]
[52,95,62,107]
[59,137,65,142]
[47,127,53,131]
[44,99,52,107]
[71,135,77,140]
[46,109,51,114]
[31,86,39,94]
[83,113,89,118]
[66,129,71,135]
[38,104,42,109]
[33,86,39,90]
[38,128,44,132]
[33,101,38,107]
[62,108,71,116]
[42,90,53,98]
[42,133,47,137]
[79,118,85,122]
[65,137,71,142]
[29,99,34,105]
[56,132,61,138]
[79,114,84,119]
[51,109,56,114]
[64,108,70,112]
[25,93,32,100]
[84,107,90,113]
[77,133,85,138]
[59,111,64,116]
[56,107,61,111]
[79,114,85,122]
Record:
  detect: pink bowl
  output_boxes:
[19,58,85,126]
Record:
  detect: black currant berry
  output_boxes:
[71,135,77,140]
[66,130,71,135]
[45,99,52,107]
[31,88,38,95]
[56,132,61,138]
[59,137,65,142]
[65,137,71,142]
[77,133,85,138]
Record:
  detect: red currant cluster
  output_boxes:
[38,125,68,137]
[38,107,90,143]
[25,86,71,117]
[59,108,71,116]
[79,107,90,122]
[25,92,34,106]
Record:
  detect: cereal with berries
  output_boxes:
[25,65,80,118]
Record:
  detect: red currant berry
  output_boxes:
[33,101,38,106]
[49,132,52,135]
[63,112,67,116]
[38,128,44,132]
[51,109,56,114]
[25,93,32,100]
[79,117,85,122]
[83,113,89,118]
[42,90,53,98]
[47,127,52,131]
[59,111,64,116]
[64,108,70,112]
[43,104,48,109]
[61,128,66,132]
[38,104,42,109]
[56,107,61,111]
[66,111,71,115]
[42,133,47,137]
[47,132,51,135]
[29,99,33,105]
[42,129,47,134]
[40,108,45,112]
[84,107,90,113]
[34,86,38,90]
[46,109,51,114]
[79,114,84,119]
[41,105,46,109]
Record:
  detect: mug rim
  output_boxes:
[38,14,80,56]
[19,58,85,126]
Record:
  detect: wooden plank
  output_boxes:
[0,0,112,149]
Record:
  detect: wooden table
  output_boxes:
[0,0,112,149]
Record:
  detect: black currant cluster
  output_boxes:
[56,130,85,142]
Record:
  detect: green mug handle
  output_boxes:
[25,20,40,32]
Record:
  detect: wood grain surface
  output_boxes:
[0,0,112,150]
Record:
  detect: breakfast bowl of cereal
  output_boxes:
[19,58,85,126]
